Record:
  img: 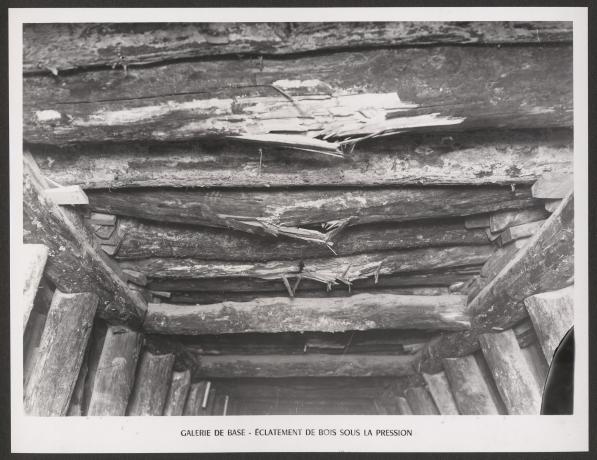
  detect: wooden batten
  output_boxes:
[404,387,439,415]
[545,199,563,213]
[43,185,88,205]
[396,397,413,415]
[143,293,470,335]
[497,220,545,247]
[67,358,89,416]
[127,351,176,416]
[524,285,574,364]
[87,326,142,416]
[489,208,549,233]
[22,243,49,327]
[163,370,192,416]
[442,355,500,415]
[479,330,542,415]
[191,354,416,378]
[24,291,98,416]
[422,372,459,415]
[23,151,146,326]
[531,173,573,199]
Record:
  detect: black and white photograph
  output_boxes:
[9,6,589,454]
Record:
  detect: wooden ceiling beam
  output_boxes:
[30,129,573,190]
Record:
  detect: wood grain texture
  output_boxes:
[404,387,439,414]
[114,217,489,261]
[23,311,47,389]
[479,330,542,415]
[24,291,98,416]
[24,45,572,145]
[22,244,48,327]
[23,151,146,326]
[87,186,539,238]
[163,370,192,416]
[531,173,573,199]
[183,381,210,416]
[521,343,549,392]
[87,326,142,416]
[143,293,470,335]
[122,245,494,285]
[422,372,459,415]
[23,22,572,73]
[127,351,175,416]
[192,354,416,378]
[490,207,549,233]
[442,355,500,415]
[524,285,574,364]
[30,129,573,189]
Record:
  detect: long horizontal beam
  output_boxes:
[87,186,538,240]
[114,217,489,261]
[25,45,571,144]
[24,22,571,73]
[121,245,494,285]
[142,292,470,335]
[192,354,417,378]
[30,129,573,189]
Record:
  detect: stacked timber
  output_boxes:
[22,21,574,416]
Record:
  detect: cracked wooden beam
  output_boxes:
[23,151,147,326]
[30,129,573,189]
[120,245,494,286]
[114,217,489,261]
[24,45,572,145]
[24,22,572,73]
[86,186,540,241]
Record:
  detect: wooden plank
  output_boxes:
[22,244,48,327]
[43,186,88,205]
[88,212,117,226]
[81,320,107,415]
[23,151,146,326]
[524,285,574,364]
[123,245,494,285]
[212,392,227,416]
[442,355,500,415]
[114,217,489,261]
[163,370,192,416]
[24,45,572,145]
[464,215,490,229]
[24,291,98,416]
[480,238,529,280]
[521,343,549,392]
[23,22,572,73]
[23,311,46,389]
[87,326,142,416]
[87,186,538,236]
[422,372,459,415]
[479,330,542,415]
[532,173,573,199]
[32,129,573,190]
[122,269,148,287]
[497,220,546,246]
[143,293,471,335]
[404,387,439,415]
[127,351,176,416]
[191,354,416,378]
[396,397,413,415]
[183,381,209,416]
[545,199,563,213]
[490,208,549,233]
[149,267,482,294]
[67,358,88,416]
